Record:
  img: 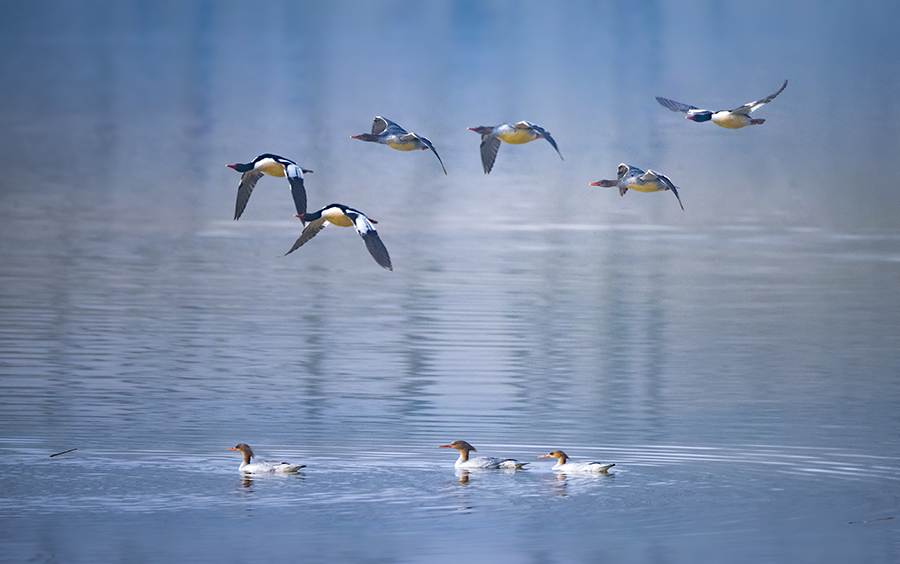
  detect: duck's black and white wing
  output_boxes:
[656,97,700,114]
[645,169,684,210]
[283,163,308,216]
[730,79,788,115]
[640,170,661,183]
[530,124,563,161]
[372,116,406,135]
[622,164,644,180]
[282,217,328,257]
[479,134,501,174]
[352,213,392,271]
[234,171,265,220]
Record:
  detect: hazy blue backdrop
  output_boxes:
[1,1,899,563]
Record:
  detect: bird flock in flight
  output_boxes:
[227,80,788,271]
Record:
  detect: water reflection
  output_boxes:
[537,471,617,499]
[451,467,524,486]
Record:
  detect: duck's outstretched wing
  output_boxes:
[479,134,501,174]
[645,169,684,210]
[352,213,392,271]
[730,79,788,115]
[531,124,563,161]
[284,163,308,216]
[281,217,328,257]
[372,116,406,135]
[409,133,447,174]
[234,171,265,220]
[656,96,700,113]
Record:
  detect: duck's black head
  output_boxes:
[467,126,493,135]
[686,110,713,123]
[226,163,254,173]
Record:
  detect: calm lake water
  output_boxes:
[2,2,899,562]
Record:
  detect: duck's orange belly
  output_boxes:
[627,182,663,193]
[498,129,537,144]
[711,113,749,129]
[257,159,286,177]
[322,208,354,227]
[386,139,420,151]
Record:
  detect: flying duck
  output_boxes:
[351,116,447,175]
[656,79,788,129]
[590,163,684,210]
[284,204,392,270]
[468,121,563,173]
[227,154,312,219]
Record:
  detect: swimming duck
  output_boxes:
[439,440,527,470]
[656,79,788,129]
[352,116,447,175]
[228,443,306,473]
[538,450,614,473]
[227,154,312,219]
[468,121,563,173]
[590,163,684,210]
[284,204,392,270]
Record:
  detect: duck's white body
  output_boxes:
[548,460,615,473]
[229,443,305,474]
[453,454,525,470]
[710,111,755,129]
[238,459,305,473]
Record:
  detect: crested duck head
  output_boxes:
[439,440,477,461]
[228,443,255,465]
[538,450,569,464]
